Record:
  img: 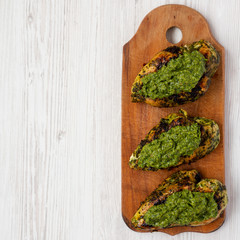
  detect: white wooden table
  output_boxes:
[0,0,239,239]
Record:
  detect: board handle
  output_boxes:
[127,4,222,51]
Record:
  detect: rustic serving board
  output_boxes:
[121,4,225,235]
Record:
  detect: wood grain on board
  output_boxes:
[122,4,225,235]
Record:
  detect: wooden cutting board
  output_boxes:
[121,4,225,235]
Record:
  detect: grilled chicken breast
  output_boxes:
[131,170,228,230]
[129,109,220,170]
[131,40,220,107]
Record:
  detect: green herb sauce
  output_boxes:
[138,123,201,169]
[144,190,218,228]
[139,51,206,99]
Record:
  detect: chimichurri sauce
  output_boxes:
[139,51,206,99]
[138,123,201,169]
[144,190,218,228]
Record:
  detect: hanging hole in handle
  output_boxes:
[166,27,182,44]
